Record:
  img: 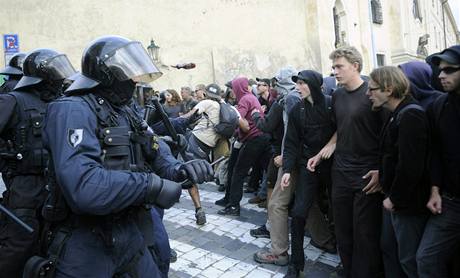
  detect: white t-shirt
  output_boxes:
[191,99,220,147]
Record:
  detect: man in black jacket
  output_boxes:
[367,66,430,278]
[280,70,336,278]
[416,45,460,278]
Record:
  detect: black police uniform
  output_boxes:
[38,35,213,278]
[0,49,75,278]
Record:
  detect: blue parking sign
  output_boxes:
[3,34,19,53]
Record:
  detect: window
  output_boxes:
[376,54,385,67]
[371,0,383,24]
[413,0,423,22]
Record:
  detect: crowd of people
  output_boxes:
[0,36,459,278]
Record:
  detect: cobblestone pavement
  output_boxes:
[165,182,342,278]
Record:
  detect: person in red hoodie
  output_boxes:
[217,77,271,216]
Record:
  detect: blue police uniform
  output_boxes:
[43,94,183,278]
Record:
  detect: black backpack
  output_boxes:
[204,102,239,138]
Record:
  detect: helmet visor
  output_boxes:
[46,54,77,80]
[103,42,162,83]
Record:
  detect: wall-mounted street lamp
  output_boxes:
[147,39,160,62]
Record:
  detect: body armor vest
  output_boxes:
[3,91,48,176]
[81,93,153,172]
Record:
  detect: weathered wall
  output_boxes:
[0,0,313,89]
[0,0,458,89]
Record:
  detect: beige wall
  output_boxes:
[0,0,315,90]
[1,0,459,89]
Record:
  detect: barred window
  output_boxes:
[371,0,383,24]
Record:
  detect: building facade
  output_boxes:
[1,0,458,89]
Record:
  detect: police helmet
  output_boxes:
[66,35,162,92]
[14,49,76,90]
[0,52,26,76]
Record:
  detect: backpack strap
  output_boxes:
[396,103,424,126]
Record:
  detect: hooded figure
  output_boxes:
[399,61,443,109]
[281,69,336,276]
[231,77,263,142]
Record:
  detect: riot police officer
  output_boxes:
[0,48,76,277]
[40,35,213,278]
[0,52,26,93]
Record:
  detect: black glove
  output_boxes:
[179,159,214,186]
[145,174,181,209]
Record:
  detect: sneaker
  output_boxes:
[249,196,266,204]
[195,208,207,225]
[217,205,240,216]
[250,225,270,238]
[257,200,267,208]
[284,265,300,278]
[170,249,177,263]
[215,197,228,207]
[253,250,289,266]
[310,239,337,254]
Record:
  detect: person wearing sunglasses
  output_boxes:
[417,45,460,278]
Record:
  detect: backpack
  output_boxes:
[204,102,239,138]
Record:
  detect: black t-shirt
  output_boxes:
[332,81,387,170]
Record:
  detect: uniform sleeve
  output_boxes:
[389,109,429,208]
[282,103,302,173]
[151,139,183,181]
[43,99,152,215]
[0,94,18,133]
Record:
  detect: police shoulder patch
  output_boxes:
[68,129,84,148]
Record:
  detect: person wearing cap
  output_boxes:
[278,70,336,277]
[0,52,26,93]
[180,83,227,225]
[416,45,460,278]
[255,78,274,114]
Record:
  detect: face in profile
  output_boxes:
[332,57,359,87]
[366,79,389,111]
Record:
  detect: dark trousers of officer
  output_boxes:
[54,216,161,278]
[416,196,460,278]
[290,161,333,271]
[0,175,45,278]
[331,168,384,278]
[381,209,428,278]
[226,134,271,208]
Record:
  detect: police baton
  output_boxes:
[180,156,226,188]
[0,204,34,233]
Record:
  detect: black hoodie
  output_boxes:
[283,70,336,173]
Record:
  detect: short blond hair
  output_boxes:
[329,46,363,72]
[369,66,410,99]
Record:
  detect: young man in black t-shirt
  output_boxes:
[329,46,385,278]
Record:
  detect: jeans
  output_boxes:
[227,135,271,207]
[381,209,428,278]
[416,196,460,278]
[291,162,333,270]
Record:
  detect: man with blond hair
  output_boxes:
[328,46,386,277]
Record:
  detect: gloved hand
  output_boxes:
[179,159,214,186]
[145,174,181,209]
